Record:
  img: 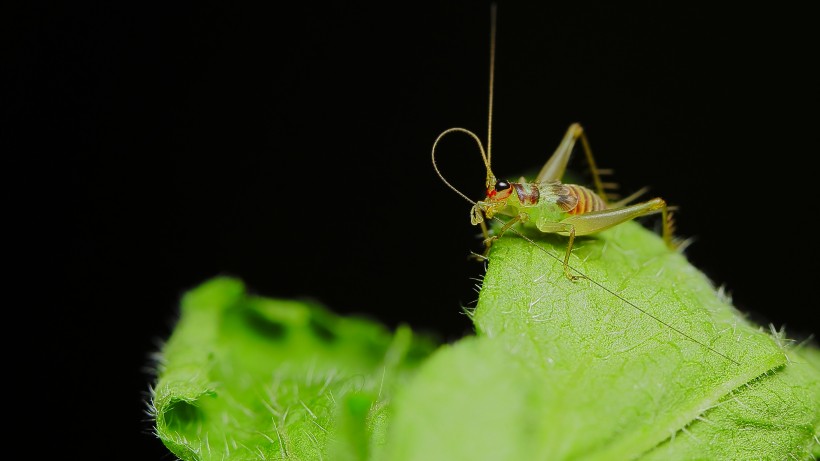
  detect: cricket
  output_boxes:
[432,5,739,366]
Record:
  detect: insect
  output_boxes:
[431,6,675,281]
[431,6,739,366]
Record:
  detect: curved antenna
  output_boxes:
[487,3,497,167]
[431,5,500,205]
[431,127,495,205]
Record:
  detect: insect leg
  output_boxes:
[532,221,578,280]
[483,213,530,254]
[477,219,492,256]
[536,198,672,280]
[609,186,650,207]
[561,198,672,247]
[535,123,610,202]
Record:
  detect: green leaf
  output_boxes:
[150,277,435,461]
[373,337,553,460]
[379,221,820,460]
[151,223,819,460]
[641,344,820,460]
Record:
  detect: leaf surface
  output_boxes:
[380,221,818,460]
[151,277,434,461]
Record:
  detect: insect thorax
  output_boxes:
[503,182,567,224]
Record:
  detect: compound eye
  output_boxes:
[495,180,511,192]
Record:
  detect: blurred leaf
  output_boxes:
[150,277,434,461]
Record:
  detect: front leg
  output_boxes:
[482,212,530,255]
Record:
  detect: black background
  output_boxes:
[13,1,818,459]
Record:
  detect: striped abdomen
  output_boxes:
[564,184,607,215]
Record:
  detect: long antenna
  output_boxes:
[431,5,499,196]
[431,127,488,205]
[487,3,497,168]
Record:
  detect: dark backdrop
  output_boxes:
[15,2,818,458]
